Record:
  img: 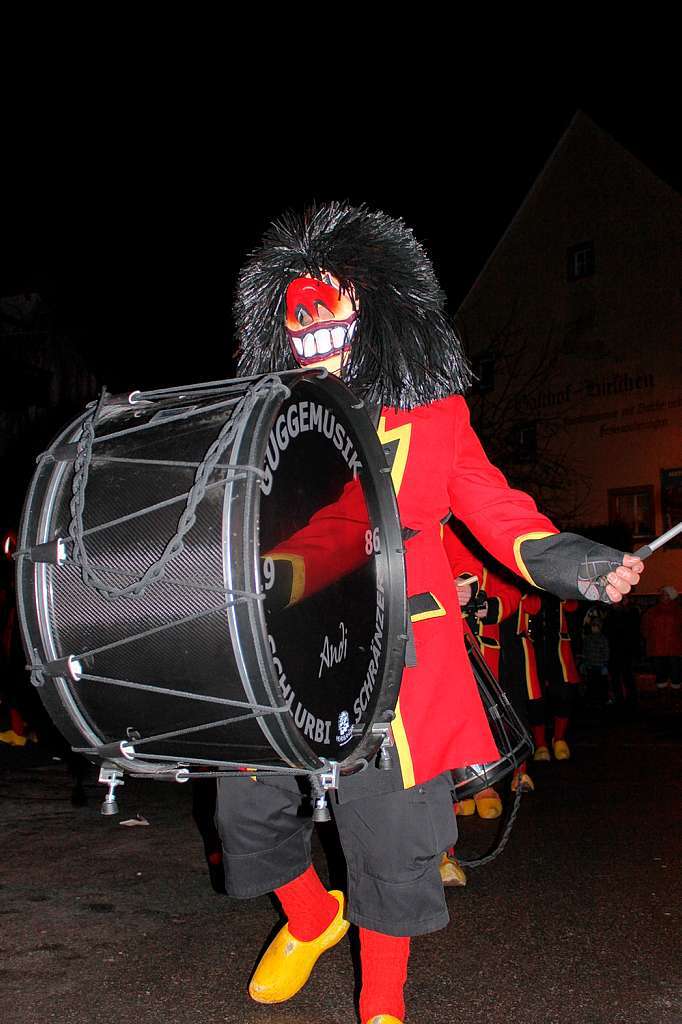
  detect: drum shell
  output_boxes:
[16,373,407,777]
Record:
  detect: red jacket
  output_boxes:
[516,593,542,699]
[272,395,558,787]
[641,601,682,657]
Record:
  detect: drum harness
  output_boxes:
[22,373,524,861]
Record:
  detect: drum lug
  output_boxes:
[371,723,395,771]
[99,763,125,816]
[28,538,69,565]
[41,655,83,682]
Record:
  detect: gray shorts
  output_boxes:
[214,769,458,937]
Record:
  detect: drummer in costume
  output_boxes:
[216,203,644,1024]
[529,596,582,761]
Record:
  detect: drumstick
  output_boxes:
[632,520,682,560]
[456,574,478,586]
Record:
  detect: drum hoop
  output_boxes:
[16,411,122,757]
[222,377,304,768]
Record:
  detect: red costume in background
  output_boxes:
[442,527,523,677]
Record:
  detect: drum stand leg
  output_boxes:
[99,763,125,816]
[311,786,331,823]
[310,762,340,823]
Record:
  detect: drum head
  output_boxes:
[226,371,407,770]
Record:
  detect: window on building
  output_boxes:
[567,241,595,282]
[608,485,654,542]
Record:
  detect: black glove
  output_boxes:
[519,533,626,604]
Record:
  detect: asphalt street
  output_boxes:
[1,692,680,1024]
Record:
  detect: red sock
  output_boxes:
[274,865,338,941]
[531,724,546,748]
[9,708,26,736]
[554,716,569,741]
[359,928,410,1023]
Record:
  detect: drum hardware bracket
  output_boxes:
[37,655,83,683]
[371,723,395,771]
[26,538,69,565]
[99,763,125,816]
[29,648,46,688]
[310,762,339,822]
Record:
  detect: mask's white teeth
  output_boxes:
[331,326,346,350]
[315,328,332,354]
[303,333,316,358]
[347,320,357,341]
[292,337,304,356]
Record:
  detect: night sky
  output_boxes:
[3,89,679,396]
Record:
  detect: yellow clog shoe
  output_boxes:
[0,730,27,747]
[439,852,467,887]
[533,745,551,762]
[249,889,349,1003]
[454,798,476,816]
[552,739,571,760]
[474,786,502,819]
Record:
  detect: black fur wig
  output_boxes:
[234,202,472,410]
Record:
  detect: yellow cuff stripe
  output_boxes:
[513,531,556,588]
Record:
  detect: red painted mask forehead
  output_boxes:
[285,274,350,327]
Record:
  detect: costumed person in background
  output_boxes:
[579,613,611,708]
[215,203,644,1024]
[529,595,581,762]
[498,587,542,792]
[602,594,641,707]
[442,522,524,819]
[577,610,606,708]
[640,586,682,691]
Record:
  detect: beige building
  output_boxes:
[458,113,682,594]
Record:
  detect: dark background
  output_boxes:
[3,80,680,395]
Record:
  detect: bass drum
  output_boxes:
[16,371,407,779]
[452,627,534,798]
